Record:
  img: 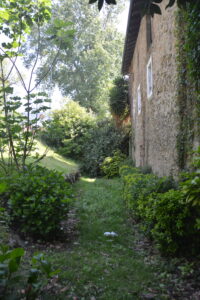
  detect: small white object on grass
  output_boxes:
[104,232,118,237]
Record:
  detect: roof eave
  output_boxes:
[122,0,146,75]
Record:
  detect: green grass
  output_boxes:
[0,140,78,174]
[30,140,79,174]
[45,178,160,299]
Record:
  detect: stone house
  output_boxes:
[122,0,199,177]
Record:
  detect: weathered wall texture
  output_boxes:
[129,0,180,176]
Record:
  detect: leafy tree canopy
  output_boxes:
[25,0,124,115]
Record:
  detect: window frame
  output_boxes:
[137,84,141,115]
[147,56,153,99]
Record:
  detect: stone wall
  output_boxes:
[129,0,180,176]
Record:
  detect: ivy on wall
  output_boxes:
[109,77,130,127]
[176,2,200,170]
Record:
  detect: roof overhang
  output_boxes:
[122,0,146,75]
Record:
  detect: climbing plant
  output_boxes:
[109,76,129,126]
[176,1,200,170]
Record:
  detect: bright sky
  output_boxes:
[117,1,129,34]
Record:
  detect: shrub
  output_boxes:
[120,165,157,214]
[181,171,200,206]
[148,190,200,256]
[2,166,73,240]
[119,163,139,178]
[81,120,128,177]
[100,150,126,178]
[120,164,200,256]
[40,101,95,159]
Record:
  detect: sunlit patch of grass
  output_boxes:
[30,140,79,174]
[80,177,96,183]
[0,140,79,174]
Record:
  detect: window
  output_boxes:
[137,85,141,115]
[146,15,152,49]
[147,57,153,98]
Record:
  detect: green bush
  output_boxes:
[120,165,158,215]
[181,147,200,206]
[120,164,200,256]
[100,150,126,178]
[81,120,129,177]
[2,166,72,240]
[181,172,200,206]
[40,101,95,159]
[119,163,139,178]
[148,190,200,256]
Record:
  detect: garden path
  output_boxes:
[49,177,163,299]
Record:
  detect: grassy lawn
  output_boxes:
[0,140,79,175]
[30,140,79,174]
[44,177,161,299]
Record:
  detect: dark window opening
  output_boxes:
[146,15,152,49]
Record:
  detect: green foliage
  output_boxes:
[0,0,74,174]
[2,166,72,240]
[41,101,95,159]
[122,170,162,218]
[176,4,200,170]
[182,172,200,206]
[0,245,59,299]
[81,120,129,177]
[109,77,129,122]
[100,150,126,178]
[26,0,124,115]
[180,147,200,207]
[184,1,200,82]
[0,92,51,172]
[120,164,200,255]
[148,190,200,255]
[0,245,24,292]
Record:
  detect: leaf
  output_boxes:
[98,0,104,11]
[0,182,7,194]
[33,99,43,104]
[27,268,40,284]
[8,259,19,273]
[3,86,14,94]
[150,3,162,15]
[10,248,24,259]
[166,0,175,8]
[106,0,116,4]
[0,10,9,20]
[89,0,98,4]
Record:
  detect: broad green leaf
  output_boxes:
[8,259,19,273]
[10,248,24,259]
[0,182,7,193]
[0,10,9,21]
